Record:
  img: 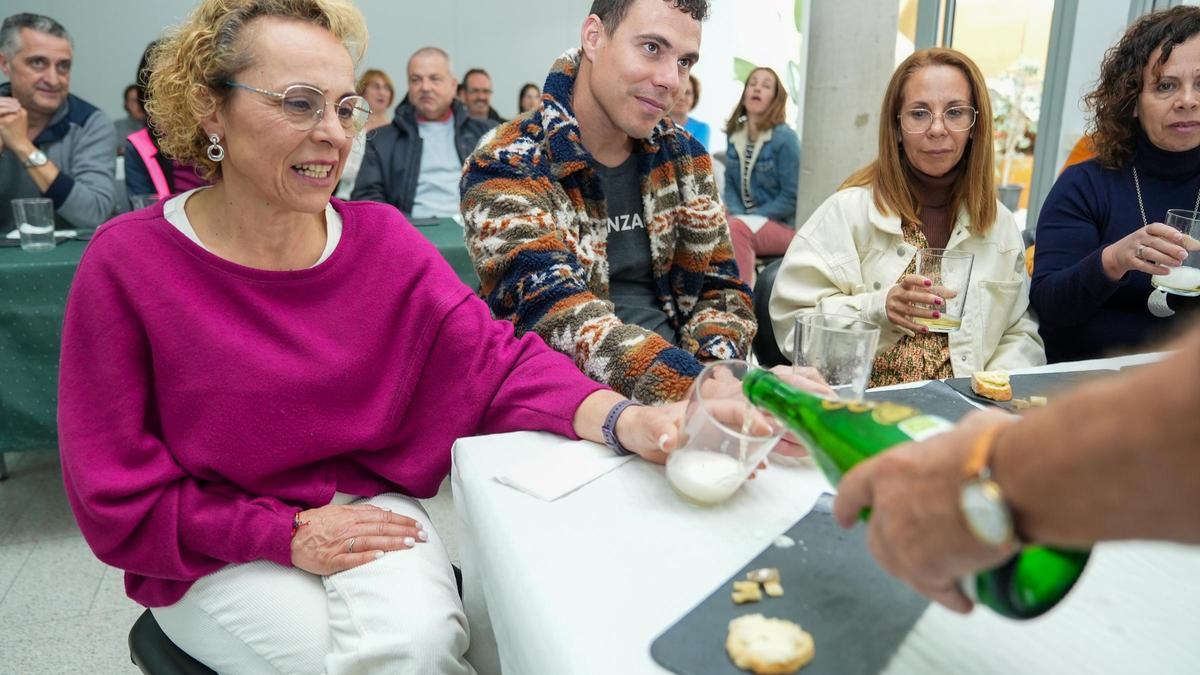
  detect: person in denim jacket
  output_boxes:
[723,67,800,285]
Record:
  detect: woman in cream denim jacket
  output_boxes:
[769,48,1044,385]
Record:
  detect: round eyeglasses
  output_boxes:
[226,81,372,136]
[898,106,978,134]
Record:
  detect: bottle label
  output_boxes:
[897,414,954,441]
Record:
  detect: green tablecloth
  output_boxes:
[414,218,478,289]
[0,240,85,453]
[0,218,476,455]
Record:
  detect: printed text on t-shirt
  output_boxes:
[607,213,645,232]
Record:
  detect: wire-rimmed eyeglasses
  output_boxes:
[898,106,978,134]
[226,81,372,136]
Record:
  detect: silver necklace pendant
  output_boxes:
[1148,287,1175,318]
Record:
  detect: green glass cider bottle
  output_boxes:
[743,370,1090,619]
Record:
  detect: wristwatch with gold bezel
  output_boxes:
[960,423,1017,548]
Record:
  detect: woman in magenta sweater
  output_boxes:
[57,1,683,672]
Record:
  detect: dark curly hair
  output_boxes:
[1086,5,1200,169]
[588,0,709,30]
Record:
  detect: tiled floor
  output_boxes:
[0,451,461,674]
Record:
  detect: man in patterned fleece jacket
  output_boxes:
[461,0,754,404]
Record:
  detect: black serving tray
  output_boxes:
[650,494,929,675]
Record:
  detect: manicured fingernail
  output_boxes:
[932,311,940,318]
[418,530,428,542]
[921,326,929,333]
[934,297,942,305]
[657,432,670,450]
[374,551,384,559]
[923,279,932,286]
[404,537,416,547]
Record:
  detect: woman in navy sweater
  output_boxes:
[1031,6,1200,362]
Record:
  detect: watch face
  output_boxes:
[26,150,48,167]
[960,480,1013,547]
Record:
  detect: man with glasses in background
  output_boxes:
[461,0,754,404]
[352,47,496,219]
[0,13,115,233]
[462,68,504,124]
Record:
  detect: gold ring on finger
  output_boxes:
[1135,244,1146,260]
[347,538,356,553]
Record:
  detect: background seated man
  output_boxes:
[0,12,116,233]
[461,0,755,404]
[351,46,495,219]
[462,67,505,123]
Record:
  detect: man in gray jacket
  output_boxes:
[352,47,494,219]
[0,13,115,233]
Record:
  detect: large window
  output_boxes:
[952,0,1055,222]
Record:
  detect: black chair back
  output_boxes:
[751,259,791,368]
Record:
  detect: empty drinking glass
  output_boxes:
[793,313,881,401]
[12,198,55,252]
[130,194,160,210]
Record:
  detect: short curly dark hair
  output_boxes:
[588,0,709,31]
[1086,5,1200,169]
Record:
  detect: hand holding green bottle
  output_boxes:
[832,410,1020,613]
[743,370,1089,619]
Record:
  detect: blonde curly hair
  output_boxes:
[145,0,368,180]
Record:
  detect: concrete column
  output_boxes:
[795,0,898,225]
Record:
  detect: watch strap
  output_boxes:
[601,399,641,456]
[963,422,1007,480]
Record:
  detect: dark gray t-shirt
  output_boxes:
[593,155,676,343]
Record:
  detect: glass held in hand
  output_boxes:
[665,360,786,507]
[12,198,56,252]
[742,370,1090,620]
[1151,209,1200,297]
[793,313,880,401]
[914,248,974,332]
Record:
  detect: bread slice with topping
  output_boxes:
[726,613,815,674]
[971,370,1013,402]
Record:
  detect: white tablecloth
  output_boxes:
[451,353,1200,674]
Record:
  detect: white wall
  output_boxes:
[8,0,793,151]
[7,0,594,122]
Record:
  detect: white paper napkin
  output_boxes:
[4,229,77,240]
[493,439,635,501]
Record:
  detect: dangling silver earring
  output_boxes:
[206,134,225,162]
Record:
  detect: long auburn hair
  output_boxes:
[724,67,787,135]
[1085,6,1200,169]
[841,48,996,236]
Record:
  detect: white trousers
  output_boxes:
[152,492,475,675]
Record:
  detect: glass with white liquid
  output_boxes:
[1152,209,1200,296]
[665,360,785,506]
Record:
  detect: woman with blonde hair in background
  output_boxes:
[724,67,800,285]
[336,66,393,197]
[770,48,1044,385]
